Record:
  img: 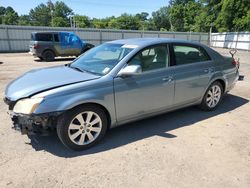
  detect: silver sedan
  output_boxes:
[4,38,239,150]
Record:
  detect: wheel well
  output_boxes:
[42,49,55,56]
[70,103,111,129]
[214,79,225,93]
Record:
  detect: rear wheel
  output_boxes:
[199,81,223,111]
[42,50,55,62]
[57,105,108,150]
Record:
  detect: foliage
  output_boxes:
[215,0,250,32]
[74,15,91,28]
[152,7,171,31]
[0,0,249,32]
[0,6,18,25]
[29,3,51,26]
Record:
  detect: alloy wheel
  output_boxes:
[206,85,222,108]
[68,111,102,145]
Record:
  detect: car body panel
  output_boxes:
[32,77,117,127]
[4,38,239,132]
[5,65,100,101]
[173,60,214,105]
[114,67,175,123]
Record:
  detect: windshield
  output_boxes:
[70,43,134,75]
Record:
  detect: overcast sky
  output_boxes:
[0,0,169,18]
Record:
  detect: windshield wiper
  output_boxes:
[66,64,84,72]
[66,64,102,76]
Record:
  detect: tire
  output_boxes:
[38,56,43,60]
[42,50,55,62]
[199,81,223,111]
[57,105,108,151]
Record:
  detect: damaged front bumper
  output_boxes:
[9,111,63,136]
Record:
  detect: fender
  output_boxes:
[203,71,227,95]
[33,79,117,126]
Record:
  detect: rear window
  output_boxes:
[173,45,211,65]
[31,33,53,42]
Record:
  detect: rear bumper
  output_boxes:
[29,48,42,57]
[10,111,63,135]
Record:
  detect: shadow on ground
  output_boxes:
[29,94,249,157]
[34,57,75,62]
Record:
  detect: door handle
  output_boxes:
[209,68,214,72]
[204,69,209,73]
[204,68,214,73]
[162,76,173,82]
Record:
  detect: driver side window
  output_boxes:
[129,45,169,72]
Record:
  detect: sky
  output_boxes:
[0,0,169,18]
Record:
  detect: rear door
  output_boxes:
[30,33,53,54]
[170,43,213,105]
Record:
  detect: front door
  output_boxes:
[59,32,82,56]
[114,44,175,123]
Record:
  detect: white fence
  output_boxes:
[211,32,250,51]
[0,25,209,52]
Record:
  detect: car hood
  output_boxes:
[5,65,100,101]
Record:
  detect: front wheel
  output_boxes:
[57,105,108,151]
[199,81,223,111]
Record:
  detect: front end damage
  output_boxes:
[4,97,62,135]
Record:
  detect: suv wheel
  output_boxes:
[42,50,55,62]
[57,105,108,150]
[199,81,223,111]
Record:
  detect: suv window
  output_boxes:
[34,33,53,42]
[129,45,169,72]
[54,34,59,42]
[173,45,210,65]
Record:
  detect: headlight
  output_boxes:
[13,98,44,114]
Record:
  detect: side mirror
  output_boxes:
[117,65,142,77]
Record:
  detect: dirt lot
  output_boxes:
[0,48,249,188]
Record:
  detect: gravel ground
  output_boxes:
[0,48,249,188]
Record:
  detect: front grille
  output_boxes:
[3,97,16,110]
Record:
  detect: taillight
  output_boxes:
[232,58,240,68]
[232,59,237,66]
[34,43,39,49]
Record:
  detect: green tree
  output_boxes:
[92,17,110,28]
[52,1,73,27]
[169,3,185,31]
[234,10,250,31]
[183,1,202,31]
[215,0,250,32]
[135,12,149,21]
[108,13,141,30]
[18,15,31,25]
[52,16,69,27]
[2,6,18,25]
[29,3,51,26]
[0,6,5,24]
[152,7,171,31]
[74,15,91,28]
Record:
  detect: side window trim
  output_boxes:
[170,43,211,66]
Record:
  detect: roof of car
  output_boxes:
[107,38,205,48]
[31,31,74,34]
